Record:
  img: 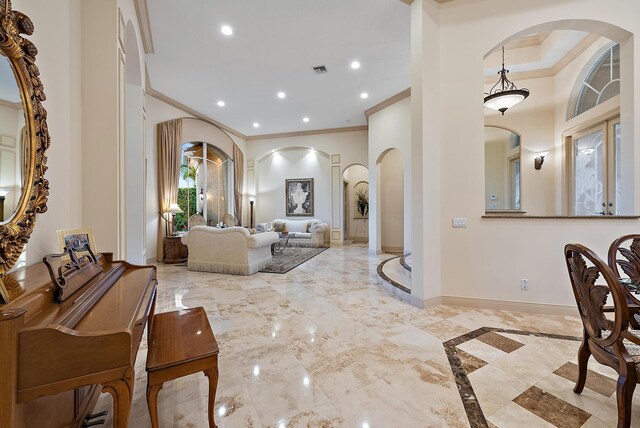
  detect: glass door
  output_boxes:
[574,127,605,215]
[571,116,620,215]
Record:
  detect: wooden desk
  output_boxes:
[146,307,219,428]
[163,235,188,263]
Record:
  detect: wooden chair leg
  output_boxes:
[102,379,132,428]
[616,367,636,428]
[574,337,591,394]
[204,366,219,428]
[146,383,163,428]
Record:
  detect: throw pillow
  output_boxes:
[306,221,317,232]
[273,222,286,233]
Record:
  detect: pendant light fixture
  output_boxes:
[484,46,529,115]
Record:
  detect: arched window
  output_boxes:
[176,142,233,231]
[569,44,620,119]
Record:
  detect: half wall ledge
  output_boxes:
[482,215,640,219]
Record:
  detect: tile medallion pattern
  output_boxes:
[88,246,640,427]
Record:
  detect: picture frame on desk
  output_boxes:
[56,228,98,261]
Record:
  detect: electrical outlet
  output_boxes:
[452,218,467,228]
[520,279,529,290]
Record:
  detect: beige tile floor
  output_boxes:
[92,245,639,427]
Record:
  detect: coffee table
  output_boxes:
[271,232,296,254]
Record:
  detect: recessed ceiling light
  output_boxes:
[277,91,286,99]
[351,61,361,69]
[253,122,260,128]
[217,100,225,107]
[220,25,233,36]
[360,92,369,99]
[303,117,310,123]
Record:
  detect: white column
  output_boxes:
[410,0,442,301]
[330,154,342,245]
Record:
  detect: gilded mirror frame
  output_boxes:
[0,0,49,277]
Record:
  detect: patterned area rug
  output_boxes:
[260,247,327,274]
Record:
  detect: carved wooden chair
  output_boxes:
[565,243,640,428]
[609,234,640,329]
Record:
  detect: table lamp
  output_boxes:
[166,202,184,236]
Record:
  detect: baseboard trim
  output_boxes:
[440,296,577,316]
[146,257,158,264]
[382,245,404,254]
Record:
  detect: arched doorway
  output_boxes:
[378,149,404,254]
[343,164,369,244]
[124,22,145,264]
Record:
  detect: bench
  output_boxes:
[145,307,219,427]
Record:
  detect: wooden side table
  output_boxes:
[163,235,188,263]
[146,307,219,428]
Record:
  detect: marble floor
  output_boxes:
[93,245,640,427]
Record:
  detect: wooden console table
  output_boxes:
[163,236,188,263]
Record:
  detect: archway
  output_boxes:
[124,21,145,264]
[483,20,633,216]
[377,149,404,254]
[342,164,369,244]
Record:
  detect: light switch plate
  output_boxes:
[452,218,467,228]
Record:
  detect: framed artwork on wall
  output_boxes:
[285,178,314,216]
[56,228,98,259]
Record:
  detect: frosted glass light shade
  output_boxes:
[484,89,529,115]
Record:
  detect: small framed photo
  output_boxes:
[56,228,97,259]
[285,178,314,217]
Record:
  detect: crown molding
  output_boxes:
[484,33,599,84]
[364,88,411,120]
[246,126,368,141]
[134,0,155,54]
[0,99,22,110]
[504,32,550,50]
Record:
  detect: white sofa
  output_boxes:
[181,226,280,275]
[256,218,329,248]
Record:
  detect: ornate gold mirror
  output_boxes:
[0,0,49,289]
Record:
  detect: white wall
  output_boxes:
[368,96,412,254]
[422,0,640,308]
[485,77,556,215]
[343,164,369,241]
[18,0,83,269]
[380,149,404,252]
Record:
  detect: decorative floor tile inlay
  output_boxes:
[513,386,591,428]
[443,326,639,428]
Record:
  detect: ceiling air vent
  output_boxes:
[312,65,327,74]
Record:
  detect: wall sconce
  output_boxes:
[199,188,204,202]
[534,152,548,170]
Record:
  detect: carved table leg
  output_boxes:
[146,382,164,428]
[102,379,132,428]
[204,365,219,428]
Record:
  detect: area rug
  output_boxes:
[260,247,327,274]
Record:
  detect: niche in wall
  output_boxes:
[256,147,330,223]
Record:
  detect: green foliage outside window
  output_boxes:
[175,187,197,231]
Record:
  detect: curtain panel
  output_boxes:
[157,118,183,261]
[233,143,244,225]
